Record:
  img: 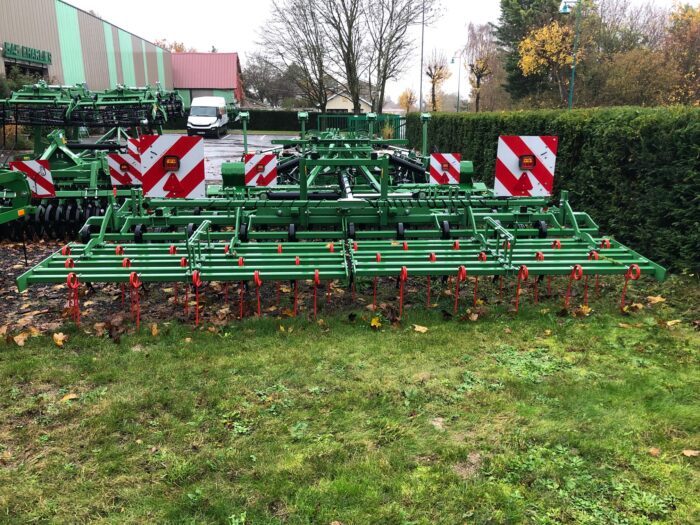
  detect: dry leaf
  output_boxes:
[467,312,479,322]
[184,337,192,343]
[12,332,29,347]
[544,329,552,336]
[648,447,661,457]
[665,319,682,328]
[0,325,7,337]
[618,322,642,329]
[413,324,429,333]
[370,317,382,330]
[682,449,699,457]
[150,323,159,337]
[94,322,107,337]
[572,305,592,317]
[279,325,286,332]
[60,393,79,403]
[52,332,67,347]
[646,295,666,305]
[504,327,512,334]
[624,303,644,313]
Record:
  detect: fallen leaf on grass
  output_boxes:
[682,449,699,457]
[572,305,592,317]
[12,332,29,347]
[504,327,512,334]
[665,319,682,328]
[648,447,661,457]
[623,303,645,313]
[413,324,428,333]
[279,325,286,332]
[646,295,666,305]
[184,337,192,343]
[467,312,479,322]
[93,322,107,336]
[0,325,7,337]
[60,393,79,403]
[618,322,643,329]
[150,323,159,337]
[544,329,552,336]
[52,332,67,347]
[370,317,382,330]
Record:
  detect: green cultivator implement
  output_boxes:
[16,112,665,324]
[0,82,184,236]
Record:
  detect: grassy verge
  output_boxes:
[0,278,698,524]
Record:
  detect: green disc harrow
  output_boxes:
[16,112,665,324]
[1,82,186,237]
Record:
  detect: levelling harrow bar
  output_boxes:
[16,112,665,325]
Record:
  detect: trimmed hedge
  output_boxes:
[163,110,318,131]
[406,108,700,273]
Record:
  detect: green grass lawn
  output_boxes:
[0,278,698,524]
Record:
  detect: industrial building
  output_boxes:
[0,0,174,89]
[172,53,243,108]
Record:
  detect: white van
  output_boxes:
[187,96,229,138]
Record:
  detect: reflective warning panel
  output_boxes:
[244,153,278,187]
[429,153,461,185]
[494,136,558,197]
[9,160,55,198]
[139,135,205,198]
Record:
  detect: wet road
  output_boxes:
[203,133,295,181]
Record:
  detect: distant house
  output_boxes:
[325,92,372,113]
[171,52,243,108]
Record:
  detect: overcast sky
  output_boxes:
[66,0,676,103]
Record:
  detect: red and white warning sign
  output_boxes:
[429,153,461,185]
[9,160,55,198]
[139,135,205,198]
[494,136,558,197]
[107,138,142,186]
[244,153,278,187]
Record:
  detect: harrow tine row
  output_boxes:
[12,112,664,327]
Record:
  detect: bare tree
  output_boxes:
[363,0,438,113]
[465,23,497,112]
[425,50,451,111]
[260,0,330,111]
[314,0,367,113]
[243,52,299,107]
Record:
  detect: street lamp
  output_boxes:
[451,50,464,112]
[560,0,582,109]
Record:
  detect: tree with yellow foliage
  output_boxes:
[398,88,417,114]
[518,21,577,105]
[425,50,451,111]
[665,3,700,105]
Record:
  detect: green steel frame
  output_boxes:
[16,113,665,321]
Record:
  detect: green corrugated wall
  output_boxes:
[213,90,234,105]
[55,0,85,84]
[156,47,166,86]
[176,89,191,108]
[117,29,136,86]
[103,22,118,87]
[141,41,149,85]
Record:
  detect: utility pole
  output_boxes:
[452,50,464,112]
[418,0,425,112]
[560,0,582,109]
